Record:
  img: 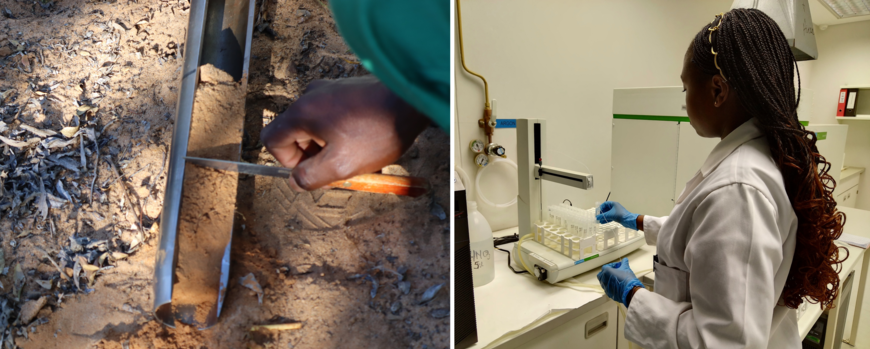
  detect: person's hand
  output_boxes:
[597,258,645,307]
[596,201,639,230]
[261,76,430,191]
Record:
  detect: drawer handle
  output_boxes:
[585,312,609,339]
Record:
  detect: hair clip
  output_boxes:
[707,13,727,81]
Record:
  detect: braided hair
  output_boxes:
[691,8,847,310]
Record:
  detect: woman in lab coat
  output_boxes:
[596,8,846,349]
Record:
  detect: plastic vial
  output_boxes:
[535,221,545,243]
[571,237,581,260]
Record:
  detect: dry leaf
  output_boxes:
[35,279,52,290]
[75,105,92,116]
[78,256,99,272]
[19,297,47,324]
[21,124,57,137]
[0,89,14,105]
[0,135,35,148]
[12,263,24,301]
[250,323,302,331]
[111,252,129,260]
[72,260,82,290]
[240,273,264,305]
[418,283,444,305]
[43,136,78,149]
[60,126,79,138]
[37,178,48,220]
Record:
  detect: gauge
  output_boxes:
[469,139,485,153]
[474,153,489,167]
[486,143,506,157]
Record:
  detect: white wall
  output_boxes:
[454,0,733,217]
[803,20,870,125]
[802,20,870,211]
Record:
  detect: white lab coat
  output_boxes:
[625,119,800,349]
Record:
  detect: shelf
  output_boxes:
[837,115,870,122]
[840,85,870,89]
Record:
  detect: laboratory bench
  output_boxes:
[470,206,870,349]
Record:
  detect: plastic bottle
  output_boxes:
[467,201,495,287]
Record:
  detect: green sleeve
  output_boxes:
[331,0,449,131]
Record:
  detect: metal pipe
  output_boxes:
[153,0,209,328]
[456,0,494,143]
[455,0,489,107]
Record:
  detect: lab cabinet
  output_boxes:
[611,87,812,218]
[837,168,863,209]
[838,185,859,208]
[611,120,718,217]
[506,300,618,349]
[610,119,681,218]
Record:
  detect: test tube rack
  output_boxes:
[513,204,646,283]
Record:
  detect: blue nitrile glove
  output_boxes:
[596,201,639,230]
[597,258,645,307]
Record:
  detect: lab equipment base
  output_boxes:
[513,237,645,283]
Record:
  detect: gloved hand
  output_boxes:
[596,201,639,230]
[261,76,430,191]
[597,258,645,307]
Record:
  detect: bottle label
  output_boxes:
[470,249,492,270]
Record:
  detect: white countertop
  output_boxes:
[475,206,870,348]
[840,206,870,237]
[470,227,655,348]
[840,167,865,182]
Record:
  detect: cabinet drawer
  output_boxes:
[839,174,860,193]
[838,185,859,208]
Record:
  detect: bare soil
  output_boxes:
[0,0,450,348]
[171,64,245,328]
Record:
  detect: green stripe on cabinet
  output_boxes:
[815,131,827,140]
[613,114,690,122]
[613,114,810,127]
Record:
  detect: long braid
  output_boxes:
[692,8,846,310]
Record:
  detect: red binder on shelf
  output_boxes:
[837,88,848,116]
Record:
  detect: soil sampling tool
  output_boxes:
[153,0,256,330]
[185,157,430,197]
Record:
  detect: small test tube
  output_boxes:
[566,236,574,258]
[605,223,617,249]
[571,237,581,259]
[596,227,605,251]
[581,236,595,258]
[617,225,626,243]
